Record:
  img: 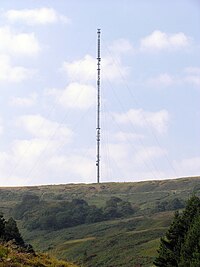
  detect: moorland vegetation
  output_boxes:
[0,176,200,266]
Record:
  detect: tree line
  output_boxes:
[154,197,185,212]
[13,194,135,231]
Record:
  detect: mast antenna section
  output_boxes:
[96,29,101,184]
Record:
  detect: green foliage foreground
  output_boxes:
[154,195,200,267]
[0,214,78,267]
[0,242,78,267]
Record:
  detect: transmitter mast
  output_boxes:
[96,29,101,183]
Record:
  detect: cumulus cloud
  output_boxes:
[10,93,37,107]
[4,7,70,25]
[0,54,35,83]
[0,114,75,186]
[146,67,200,88]
[62,54,129,83]
[0,27,39,83]
[100,141,169,181]
[62,55,96,82]
[113,108,170,134]
[12,138,57,160]
[46,82,96,109]
[140,30,191,51]
[109,38,134,55]
[0,115,74,185]
[17,114,73,142]
[102,56,130,81]
[0,139,64,186]
[0,144,95,186]
[0,26,40,56]
[0,137,171,186]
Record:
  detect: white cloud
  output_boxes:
[0,144,95,186]
[134,146,167,164]
[113,108,170,134]
[17,114,73,142]
[62,55,96,82]
[10,93,37,107]
[0,26,40,56]
[114,131,144,142]
[184,67,200,87]
[0,54,35,83]
[147,67,200,88]
[109,38,134,55]
[48,154,95,182]
[140,30,191,51]
[174,157,200,177]
[0,115,75,185]
[105,143,130,162]
[0,139,66,186]
[4,8,70,25]
[0,114,74,186]
[102,56,129,82]
[47,82,96,109]
[0,138,171,186]
[12,138,57,160]
[0,151,27,186]
[62,54,129,83]
[100,142,169,181]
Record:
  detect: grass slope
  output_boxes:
[22,211,174,267]
[0,176,200,266]
[0,242,78,267]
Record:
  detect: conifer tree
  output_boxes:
[154,196,200,267]
[179,214,200,266]
[4,217,25,246]
[0,213,5,238]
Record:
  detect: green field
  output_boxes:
[0,176,200,267]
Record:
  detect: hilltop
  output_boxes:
[0,176,200,266]
[1,176,200,205]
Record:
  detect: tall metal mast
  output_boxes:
[96,29,101,183]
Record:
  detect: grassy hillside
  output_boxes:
[21,211,174,267]
[0,242,78,267]
[0,176,200,266]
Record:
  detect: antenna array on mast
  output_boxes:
[96,29,101,183]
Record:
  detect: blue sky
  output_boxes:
[0,0,200,186]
